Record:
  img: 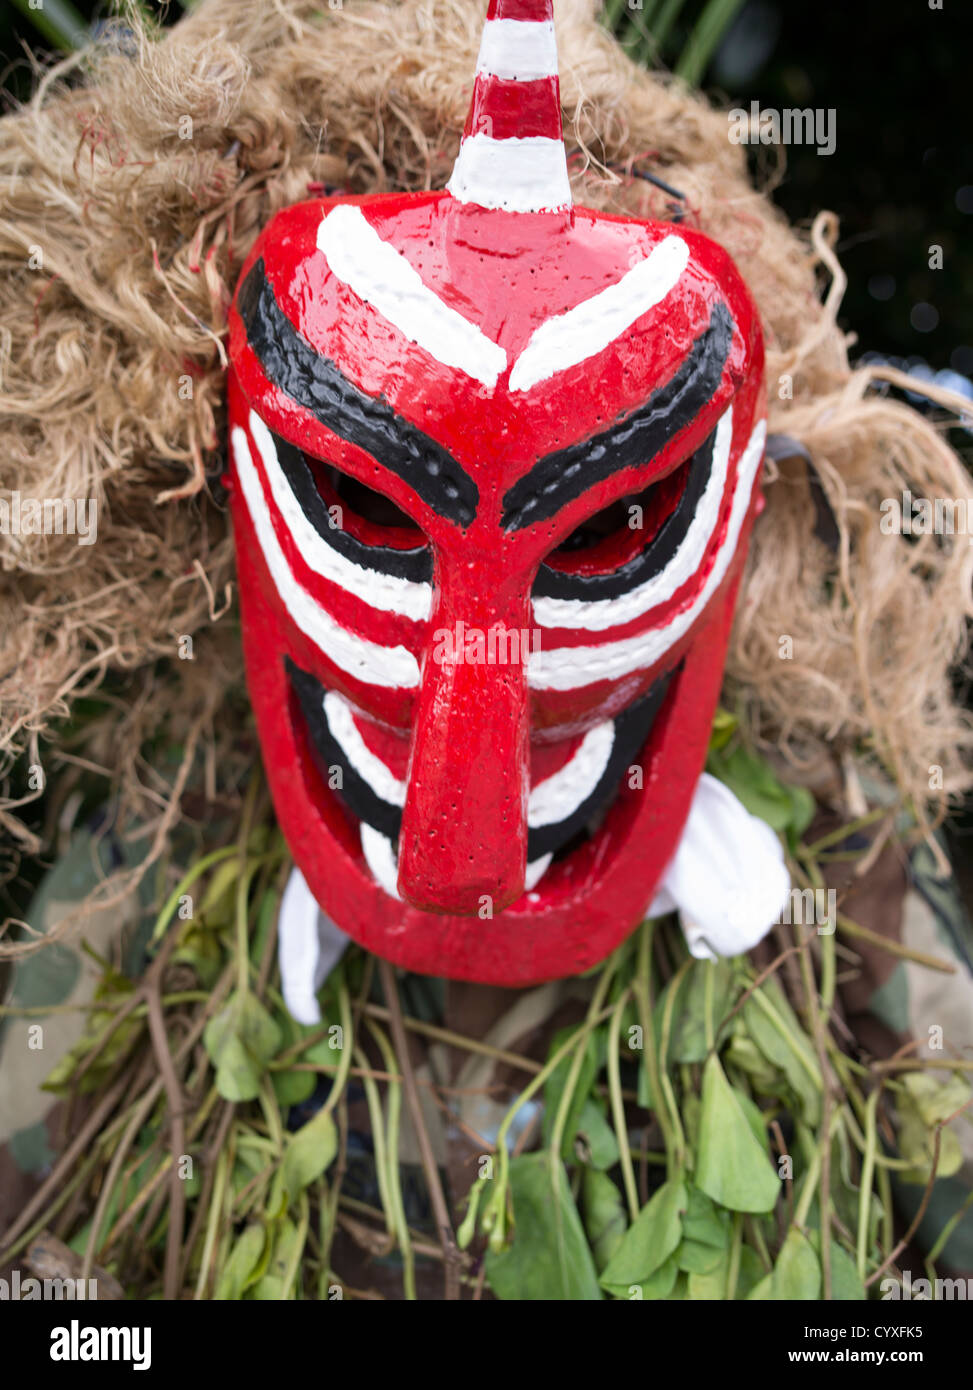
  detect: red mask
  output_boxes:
[226,0,766,985]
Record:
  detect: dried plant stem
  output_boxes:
[607,987,639,1222]
[0,1072,129,1261]
[364,1017,415,1301]
[379,958,461,1301]
[836,912,955,974]
[361,1002,542,1075]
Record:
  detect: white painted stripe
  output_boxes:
[524,854,553,890]
[328,683,612,886]
[362,821,551,898]
[316,205,507,388]
[248,411,432,623]
[328,689,615,832]
[534,407,734,632]
[360,824,401,899]
[527,418,767,691]
[447,134,571,214]
[232,426,420,689]
[509,234,690,392]
[476,18,557,81]
[527,720,614,826]
[324,690,406,807]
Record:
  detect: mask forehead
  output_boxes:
[229,193,760,556]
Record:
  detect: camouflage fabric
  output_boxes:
[0,828,146,1238]
[826,831,973,1274]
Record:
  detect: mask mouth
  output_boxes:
[286,655,677,905]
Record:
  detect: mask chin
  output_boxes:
[286,652,680,909]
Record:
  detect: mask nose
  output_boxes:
[396,579,531,916]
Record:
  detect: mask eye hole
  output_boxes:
[544,456,691,576]
[304,454,427,550]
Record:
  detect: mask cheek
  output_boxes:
[396,605,534,916]
[227,443,428,724]
[525,414,767,710]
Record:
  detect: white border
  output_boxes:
[232,425,420,689]
[533,407,734,632]
[248,410,432,622]
[510,234,689,392]
[527,419,767,691]
[317,206,508,387]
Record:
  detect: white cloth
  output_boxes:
[650,772,791,960]
[278,868,351,1025]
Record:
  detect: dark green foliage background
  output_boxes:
[723,0,971,375]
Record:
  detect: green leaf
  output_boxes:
[199,858,241,923]
[637,1249,681,1299]
[663,1271,691,1301]
[707,739,814,841]
[725,1033,780,1093]
[732,1243,767,1299]
[679,1239,725,1275]
[808,1234,866,1301]
[576,1097,620,1171]
[676,0,750,86]
[542,1028,602,1160]
[172,923,223,988]
[902,1071,971,1126]
[249,1217,301,1300]
[682,1185,731,1249]
[896,1078,966,1185]
[215,1224,266,1300]
[582,1169,628,1274]
[280,1106,338,1201]
[233,1148,265,1185]
[695,1055,780,1213]
[272,1068,317,1107]
[678,1186,732,1273]
[708,707,739,752]
[43,1011,142,1096]
[300,996,347,1064]
[251,889,280,970]
[606,1251,683,1300]
[670,960,736,1063]
[734,1085,774,1152]
[485,1152,602,1301]
[830,1127,865,1238]
[748,1227,821,1300]
[270,1015,321,1107]
[742,981,822,1125]
[687,1255,730,1298]
[11,0,89,54]
[600,1176,686,1292]
[203,991,282,1102]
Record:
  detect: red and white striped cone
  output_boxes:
[446,0,572,213]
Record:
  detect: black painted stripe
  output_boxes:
[272,429,433,585]
[289,659,403,842]
[526,667,673,860]
[288,657,674,865]
[238,260,479,528]
[501,302,734,531]
[532,426,717,602]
